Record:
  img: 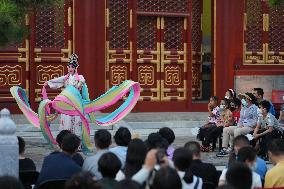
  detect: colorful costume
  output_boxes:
[10,54,140,153]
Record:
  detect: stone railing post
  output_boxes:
[0,108,18,177]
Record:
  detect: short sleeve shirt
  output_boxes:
[257,113,281,131]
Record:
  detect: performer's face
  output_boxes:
[68,65,75,74]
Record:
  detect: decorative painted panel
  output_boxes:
[267,4,284,64]
[161,17,187,101]
[191,0,202,99]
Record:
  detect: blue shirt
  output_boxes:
[269,101,276,116]
[238,104,258,128]
[110,146,127,168]
[255,157,267,181]
[36,152,81,186]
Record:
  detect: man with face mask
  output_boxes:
[265,139,284,188]
[217,93,258,157]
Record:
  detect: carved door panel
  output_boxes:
[136,16,160,101]
[29,0,73,109]
[161,17,188,101]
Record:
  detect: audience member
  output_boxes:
[173,147,203,189]
[56,130,84,167]
[65,171,101,189]
[230,98,241,125]
[159,127,176,160]
[184,141,219,187]
[110,127,131,168]
[225,162,252,189]
[279,104,284,127]
[217,93,258,157]
[265,139,284,188]
[36,133,81,187]
[198,96,220,152]
[114,179,141,189]
[252,88,276,116]
[17,136,36,171]
[152,166,182,189]
[202,99,233,151]
[0,176,24,189]
[83,129,112,180]
[252,100,282,159]
[145,132,169,151]
[123,139,147,179]
[98,152,121,189]
[225,89,236,100]
[227,135,267,181]
[219,146,262,188]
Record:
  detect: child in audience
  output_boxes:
[198,96,220,152]
[201,99,233,152]
[225,89,236,100]
[252,100,283,159]
[230,98,241,126]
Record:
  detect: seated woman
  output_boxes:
[18,136,36,171]
[201,98,233,152]
[197,96,221,152]
[252,100,283,160]
[225,89,236,100]
[230,98,241,126]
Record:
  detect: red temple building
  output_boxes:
[0,0,284,113]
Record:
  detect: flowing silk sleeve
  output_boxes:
[47,76,65,89]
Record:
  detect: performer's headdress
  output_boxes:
[68,53,79,68]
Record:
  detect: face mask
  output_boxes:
[220,105,225,109]
[225,96,230,99]
[241,99,248,107]
[250,162,257,171]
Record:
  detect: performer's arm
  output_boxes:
[45,76,65,89]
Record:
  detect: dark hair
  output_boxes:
[17,136,25,154]
[145,133,169,151]
[221,98,231,109]
[159,127,175,145]
[245,92,257,105]
[98,152,121,178]
[210,96,218,102]
[114,127,131,146]
[233,98,241,107]
[114,179,141,189]
[259,100,271,113]
[227,89,236,98]
[228,135,250,166]
[184,141,200,156]
[253,88,264,98]
[61,133,81,154]
[65,171,101,189]
[152,166,182,189]
[233,135,250,147]
[237,146,256,163]
[173,147,193,184]
[268,139,284,156]
[94,129,112,149]
[226,162,252,189]
[124,139,147,178]
[0,176,24,189]
[56,130,71,147]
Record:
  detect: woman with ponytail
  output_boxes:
[43,53,86,135]
[173,148,203,189]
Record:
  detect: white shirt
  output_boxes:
[177,171,203,189]
[219,168,262,189]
